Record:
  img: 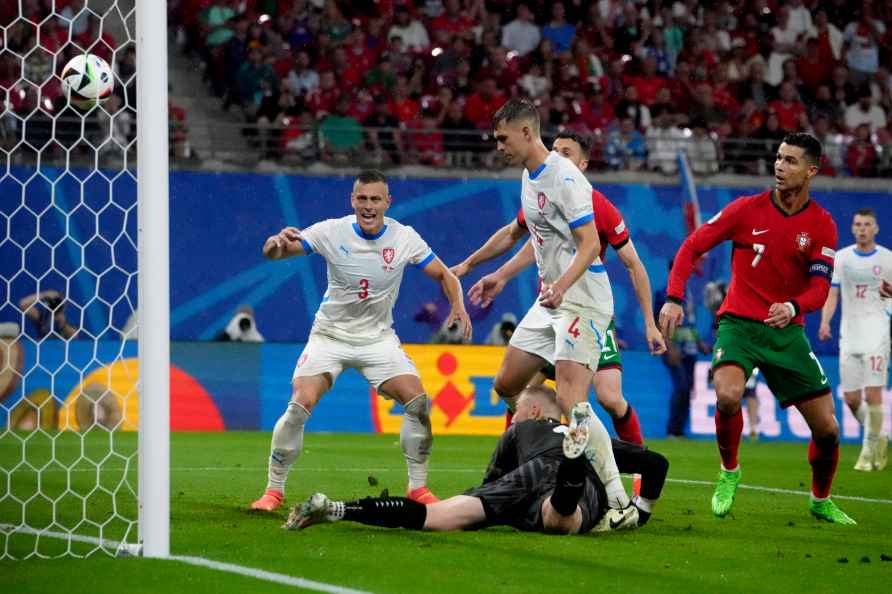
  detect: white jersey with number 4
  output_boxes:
[832,244,892,354]
[521,151,613,315]
[300,215,434,345]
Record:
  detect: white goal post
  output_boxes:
[136,0,170,559]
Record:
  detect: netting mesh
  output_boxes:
[1,0,139,559]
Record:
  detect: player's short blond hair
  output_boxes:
[518,384,562,420]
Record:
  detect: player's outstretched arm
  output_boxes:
[541,222,599,309]
[423,257,473,341]
[262,226,306,260]
[451,221,527,278]
[818,286,839,341]
[616,239,666,355]
[467,240,535,307]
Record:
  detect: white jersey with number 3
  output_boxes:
[300,215,434,345]
[521,151,613,315]
[832,244,892,354]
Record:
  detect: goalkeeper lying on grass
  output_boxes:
[285,385,668,535]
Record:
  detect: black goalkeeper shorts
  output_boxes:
[464,456,606,533]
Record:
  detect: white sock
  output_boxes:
[632,494,655,514]
[584,412,630,508]
[401,394,433,491]
[266,401,310,492]
[867,404,883,440]
[854,400,868,425]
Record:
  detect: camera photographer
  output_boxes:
[484,312,518,346]
[216,305,265,342]
[18,290,78,339]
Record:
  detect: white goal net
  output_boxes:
[0,0,168,559]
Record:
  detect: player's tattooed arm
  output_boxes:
[263,226,306,259]
[423,257,473,341]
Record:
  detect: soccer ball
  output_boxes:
[61,53,114,110]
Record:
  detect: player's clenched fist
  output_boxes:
[658,301,684,340]
[263,226,303,259]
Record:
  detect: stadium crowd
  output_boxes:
[169,0,892,174]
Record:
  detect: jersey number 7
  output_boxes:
[751,243,765,268]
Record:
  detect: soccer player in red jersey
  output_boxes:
[451,132,666,445]
[659,133,855,524]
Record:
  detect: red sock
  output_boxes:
[808,438,839,499]
[505,410,513,430]
[613,404,644,445]
[715,408,743,470]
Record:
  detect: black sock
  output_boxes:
[550,456,586,516]
[343,497,427,529]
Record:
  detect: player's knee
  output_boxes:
[812,417,840,444]
[282,400,311,429]
[842,392,862,408]
[403,394,432,424]
[714,382,744,413]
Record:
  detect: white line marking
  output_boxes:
[9,467,892,505]
[171,556,375,594]
[0,525,376,594]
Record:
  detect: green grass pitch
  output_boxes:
[4,432,892,593]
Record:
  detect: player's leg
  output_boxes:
[744,393,759,440]
[378,373,438,503]
[368,335,438,503]
[252,373,331,511]
[795,394,856,524]
[595,368,644,445]
[840,352,873,469]
[498,303,556,414]
[284,493,482,531]
[611,440,670,526]
[862,348,888,470]
[710,363,746,517]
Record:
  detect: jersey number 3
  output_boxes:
[358,279,369,300]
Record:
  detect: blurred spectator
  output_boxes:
[306,70,341,117]
[605,117,646,170]
[319,95,363,162]
[169,98,192,159]
[235,47,278,115]
[843,4,885,86]
[388,6,431,53]
[502,4,540,57]
[688,83,726,131]
[810,115,845,176]
[365,96,404,165]
[18,290,77,339]
[614,85,651,131]
[440,101,477,167]
[809,85,842,126]
[786,0,815,39]
[768,81,807,133]
[809,10,843,62]
[283,50,320,97]
[685,119,719,176]
[542,2,576,53]
[412,110,445,166]
[581,86,617,131]
[870,68,892,112]
[484,313,517,346]
[845,123,878,177]
[767,6,801,86]
[216,305,265,342]
[464,77,506,129]
[796,38,833,95]
[737,60,773,110]
[519,61,550,99]
[646,105,684,175]
[430,0,474,41]
[364,53,398,95]
[0,322,23,406]
[626,57,665,107]
[844,87,886,133]
[830,65,858,108]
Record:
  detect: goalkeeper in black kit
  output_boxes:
[284,385,668,535]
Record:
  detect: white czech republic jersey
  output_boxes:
[832,244,892,354]
[300,215,435,345]
[521,151,613,315]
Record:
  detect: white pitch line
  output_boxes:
[8,466,892,505]
[1,525,377,594]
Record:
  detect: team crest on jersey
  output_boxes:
[874,265,883,276]
[537,192,547,209]
[382,248,395,263]
[795,232,811,252]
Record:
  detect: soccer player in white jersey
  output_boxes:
[482,99,630,509]
[819,208,892,471]
[250,170,472,511]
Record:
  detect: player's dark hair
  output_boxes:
[554,130,592,155]
[782,132,822,166]
[356,169,387,186]
[492,98,540,133]
[854,207,877,220]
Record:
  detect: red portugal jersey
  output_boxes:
[667,190,838,326]
[517,189,631,261]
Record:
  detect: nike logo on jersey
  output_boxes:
[752,229,770,236]
[602,353,617,360]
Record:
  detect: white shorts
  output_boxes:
[840,350,889,392]
[509,302,612,370]
[292,332,419,390]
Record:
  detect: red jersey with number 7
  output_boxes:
[517,189,631,261]
[667,190,838,326]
